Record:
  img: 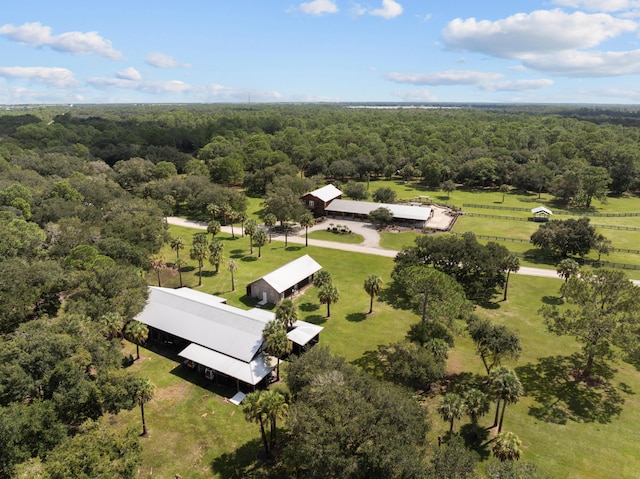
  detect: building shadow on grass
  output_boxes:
[516,354,625,424]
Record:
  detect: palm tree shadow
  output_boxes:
[541,295,564,306]
[299,302,319,312]
[459,423,491,460]
[346,312,367,322]
[210,437,269,478]
[516,354,625,424]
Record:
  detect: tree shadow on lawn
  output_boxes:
[516,354,625,425]
[285,245,302,252]
[346,312,367,322]
[210,437,275,479]
[241,256,258,262]
[459,423,491,460]
[299,302,320,312]
[230,248,245,259]
[541,295,564,306]
[438,371,487,396]
[302,314,326,325]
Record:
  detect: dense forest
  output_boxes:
[1,103,639,477]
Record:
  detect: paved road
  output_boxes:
[165,216,572,280]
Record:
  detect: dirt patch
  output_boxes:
[156,382,192,404]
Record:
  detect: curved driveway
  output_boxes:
[166,216,640,284]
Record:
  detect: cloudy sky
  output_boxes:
[3,0,640,104]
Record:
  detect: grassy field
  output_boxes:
[115,218,640,479]
[118,183,640,478]
[305,229,364,244]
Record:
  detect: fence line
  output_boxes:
[462,203,640,217]
[465,212,640,231]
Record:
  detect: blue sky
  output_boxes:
[3,0,640,104]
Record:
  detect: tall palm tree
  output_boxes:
[299,212,315,247]
[208,239,224,273]
[260,389,288,446]
[206,202,221,220]
[228,260,238,291]
[135,378,155,437]
[190,233,209,286]
[243,391,270,455]
[263,320,292,381]
[169,237,185,260]
[207,220,221,240]
[149,254,165,287]
[363,274,383,314]
[318,283,339,318]
[254,229,268,257]
[263,213,277,243]
[125,320,149,360]
[99,311,124,340]
[491,367,524,432]
[463,388,490,425]
[173,258,186,287]
[502,253,520,302]
[227,210,239,238]
[314,270,332,289]
[438,393,466,435]
[245,219,257,255]
[492,432,522,462]
[238,212,248,236]
[275,299,298,329]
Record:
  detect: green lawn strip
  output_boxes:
[144,223,640,479]
[305,229,364,244]
[378,231,421,250]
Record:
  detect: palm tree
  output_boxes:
[492,432,522,462]
[228,260,238,291]
[125,320,149,360]
[99,311,124,340]
[149,254,165,287]
[263,213,277,243]
[442,179,456,198]
[502,253,520,302]
[227,210,239,238]
[173,258,186,287]
[263,320,292,381]
[499,183,510,203]
[207,220,221,240]
[490,367,524,433]
[245,219,257,255]
[208,239,224,273]
[206,203,221,220]
[438,393,466,435]
[363,274,383,314]
[556,258,580,298]
[299,211,315,247]
[260,389,288,447]
[314,270,332,289]
[254,229,268,257]
[169,236,185,260]
[135,378,155,437]
[275,299,298,329]
[190,233,209,286]
[463,388,490,425]
[238,212,248,236]
[243,391,270,455]
[318,283,339,318]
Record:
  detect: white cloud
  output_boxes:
[146,52,179,68]
[299,0,338,15]
[392,89,438,102]
[480,79,554,91]
[117,67,142,81]
[89,77,194,94]
[521,49,640,76]
[0,86,84,104]
[552,0,640,11]
[0,22,122,60]
[370,0,403,19]
[350,3,368,16]
[0,66,77,87]
[386,70,503,85]
[442,10,636,58]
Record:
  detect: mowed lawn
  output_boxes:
[112,221,640,479]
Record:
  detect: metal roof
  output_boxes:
[257,255,322,293]
[531,206,553,215]
[326,199,432,221]
[287,320,324,346]
[136,287,274,363]
[179,343,274,385]
[306,184,343,203]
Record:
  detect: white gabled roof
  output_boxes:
[258,255,322,293]
[287,320,324,346]
[531,206,553,215]
[135,287,274,363]
[179,344,274,386]
[326,199,432,222]
[306,184,343,203]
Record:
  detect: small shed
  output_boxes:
[301,184,343,216]
[531,206,553,222]
[247,254,322,305]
